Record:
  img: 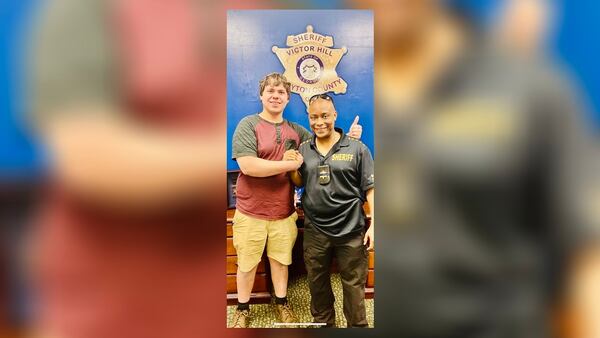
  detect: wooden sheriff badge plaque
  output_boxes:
[272,25,348,109]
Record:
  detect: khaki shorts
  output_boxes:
[232,210,298,272]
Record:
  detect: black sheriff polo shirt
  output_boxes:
[298,127,375,237]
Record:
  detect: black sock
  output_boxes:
[275,296,288,305]
[237,301,250,311]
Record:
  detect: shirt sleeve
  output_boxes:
[29,0,119,128]
[289,122,312,143]
[534,68,600,252]
[232,117,258,159]
[359,144,375,192]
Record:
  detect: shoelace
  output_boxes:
[233,310,249,327]
[280,304,295,319]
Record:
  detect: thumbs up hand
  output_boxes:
[347,115,362,139]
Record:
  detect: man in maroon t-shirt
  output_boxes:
[230,73,362,327]
[27,1,241,337]
[230,73,306,327]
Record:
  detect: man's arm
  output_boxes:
[236,155,300,178]
[44,112,223,208]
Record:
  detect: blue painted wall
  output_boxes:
[0,0,45,179]
[227,10,374,170]
[554,1,600,127]
[2,2,600,175]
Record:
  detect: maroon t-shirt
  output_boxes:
[232,114,311,220]
[30,0,255,337]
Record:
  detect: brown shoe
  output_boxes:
[230,309,250,328]
[275,303,297,324]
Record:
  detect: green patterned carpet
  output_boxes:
[227,273,374,328]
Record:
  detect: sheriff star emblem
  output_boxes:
[272,25,348,109]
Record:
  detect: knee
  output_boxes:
[268,257,287,270]
[340,264,367,284]
[238,264,258,276]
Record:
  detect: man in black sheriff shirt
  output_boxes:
[288,94,374,327]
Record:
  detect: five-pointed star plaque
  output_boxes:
[272,25,348,109]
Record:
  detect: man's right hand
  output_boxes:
[283,150,303,170]
[292,152,304,170]
[283,149,298,161]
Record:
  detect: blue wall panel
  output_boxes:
[2,2,599,174]
[227,10,374,170]
[0,0,45,178]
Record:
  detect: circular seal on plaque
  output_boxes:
[296,54,324,84]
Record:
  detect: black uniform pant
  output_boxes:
[303,222,369,327]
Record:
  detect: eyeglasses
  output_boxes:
[309,93,334,104]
